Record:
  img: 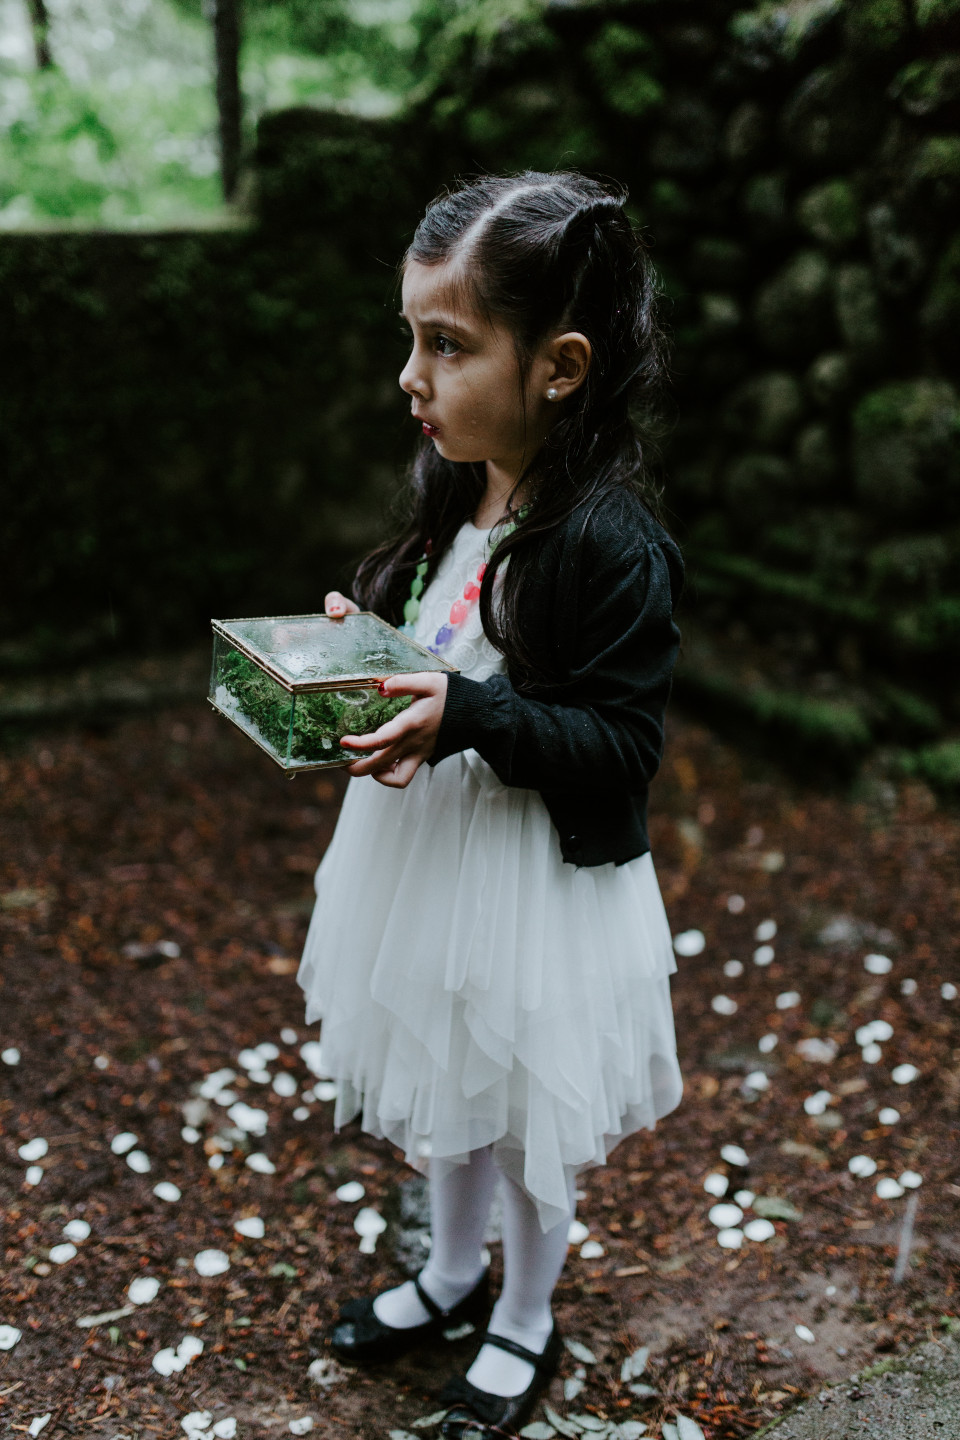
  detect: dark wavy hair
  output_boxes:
[352,169,671,691]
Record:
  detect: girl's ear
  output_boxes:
[542,331,592,402]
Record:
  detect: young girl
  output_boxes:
[297,170,686,1437]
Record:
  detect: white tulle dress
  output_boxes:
[297,517,683,1231]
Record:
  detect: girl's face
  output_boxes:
[398,260,553,477]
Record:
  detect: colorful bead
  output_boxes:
[406,505,529,654]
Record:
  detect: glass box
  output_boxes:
[209,612,458,771]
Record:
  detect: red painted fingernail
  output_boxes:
[377,681,388,695]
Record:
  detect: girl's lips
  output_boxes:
[422,421,440,437]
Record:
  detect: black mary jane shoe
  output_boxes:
[438,1322,564,1437]
[328,1267,491,1366]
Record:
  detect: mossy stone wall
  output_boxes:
[2,0,959,782]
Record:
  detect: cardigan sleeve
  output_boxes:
[425,532,683,796]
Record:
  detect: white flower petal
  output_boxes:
[293,1106,310,1121]
[181,1126,201,1144]
[194,1249,230,1277]
[776,991,801,1010]
[234,1216,265,1239]
[28,1416,51,1437]
[127,1151,151,1174]
[876,1177,904,1199]
[900,978,917,995]
[354,1207,387,1239]
[25,1165,43,1186]
[313,1081,338,1101]
[2,1047,21,1065]
[796,1037,837,1063]
[567,1219,590,1244]
[758,1033,779,1054]
[720,1144,749,1167]
[734,1190,755,1207]
[227,1102,268,1136]
[709,1204,744,1229]
[743,1218,776,1242]
[753,945,775,967]
[256,1042,280,1062]
[864,954,892,975]
[579,1240,605,1259]
[177,1336,204,1363]
[862,1043,883,1064]
[795,1324,815,1343]
[899,1170,922,1188]
[300,1042,330,1078]
[673,929,705,957]
[128,1277,161,1305]
[878,1108,900,1125]
[49,1243,77,1264]
[18,1138,48,1162]
[754,919,777,942]
[152,1347,180,1376]
[727,894,745,913]
[703,1173,729,1198]
[677,1417,707,1440]
[711,995,737,1015]
[336,1181,365,1202]
[246,1153,276,1174]
[941,982,958,1001]
[280,1028,298,1045]
[272,1072,298,1097]
[0,1325,22,1349]
[716,1227,743,1250]
[743,1070,769,1092]
[110,1132,138,1156]
[289,1422,314,1436]
[181,1411,213,1435]
[63,1220,91,1243]
[892,1064,919,1084]
[723,959,744,978]
[212,1422,237,1439]
[620,1345,649,1382]
[848,1155,878,1177]
[154,1181,182,1202]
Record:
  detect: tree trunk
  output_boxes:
[212,0,243,202]
[28,0,53,69]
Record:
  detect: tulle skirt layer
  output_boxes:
[297,747,683,1232]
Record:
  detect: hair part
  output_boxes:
[353,169,673,690]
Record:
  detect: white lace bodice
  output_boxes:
[412,520,509,683]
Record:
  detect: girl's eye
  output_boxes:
[435,334,460,357]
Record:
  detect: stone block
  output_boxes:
[805,351,853,409]
[796,177,860,249]
[852,378,960,515]
[793,422,841,490]
[724,372,806,447]
[753,249,834,357]
[834,262,888,363]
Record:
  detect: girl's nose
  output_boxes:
[399,353,429,400]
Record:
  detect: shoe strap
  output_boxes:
[412,1272,446,1320]
[479,1325,556,1370]
[414,1267,487,1321]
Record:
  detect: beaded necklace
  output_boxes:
[399,504,530,656]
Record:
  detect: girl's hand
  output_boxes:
[341,672,448,787]
[325,591,361,619]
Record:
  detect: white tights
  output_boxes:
[372,1145,577,1397]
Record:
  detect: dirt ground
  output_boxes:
[1,697,958,1439]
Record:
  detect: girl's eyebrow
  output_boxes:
[398,309,476,338]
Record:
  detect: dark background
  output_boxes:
[2,0,959,785]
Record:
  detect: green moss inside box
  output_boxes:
[209,612,458,770]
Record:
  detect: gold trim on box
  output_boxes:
[210,611,459,693]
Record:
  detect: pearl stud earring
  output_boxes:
[546,387,559,401]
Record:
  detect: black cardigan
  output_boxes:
[421,485,685,869]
